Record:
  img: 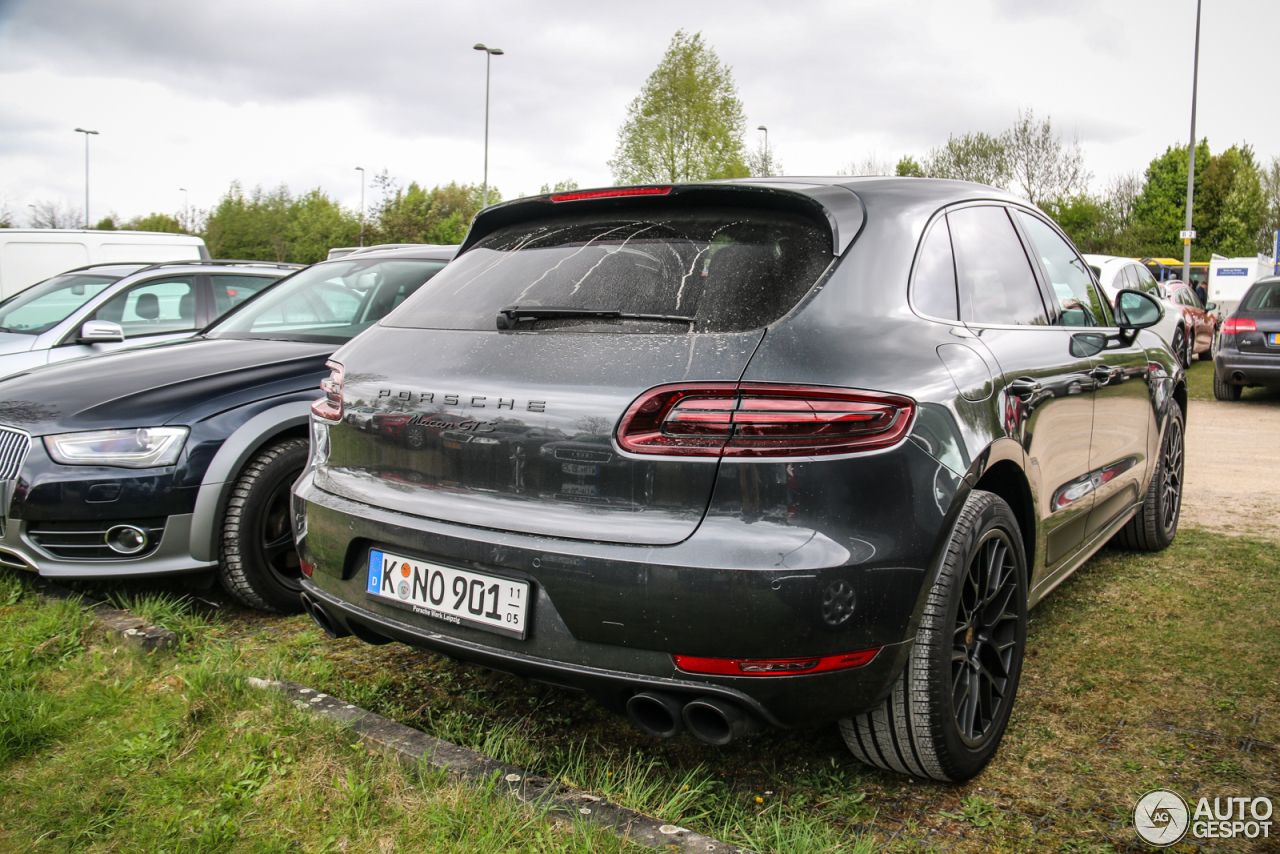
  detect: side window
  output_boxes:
[211,275,277,317]
[947,206,1047,326]
[1015,212,1106,328]
[93,276,197,339]
[912,218,958,320]
[1133,265,1160,295]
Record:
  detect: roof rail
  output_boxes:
[64,259,305,275]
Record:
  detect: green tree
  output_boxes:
[201,182,292,261]
[124,213,185,233]
[1131,140,1210,258]
[373,180,492,246]
[1262,156,1280,255]
[608,30,749,184]
[923,132,1010,188]
[539,179,580,194]
[285,190,360,264]
[896,155,926,177]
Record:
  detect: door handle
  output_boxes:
[1091,365,1116,381]
[1007,377,1042,398]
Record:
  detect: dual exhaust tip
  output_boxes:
[626,690,759,746]
[299,597,758,744]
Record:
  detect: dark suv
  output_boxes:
[293,179,1183,781]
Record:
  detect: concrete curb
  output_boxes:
[32,575,178,652]
[249,678,748,854]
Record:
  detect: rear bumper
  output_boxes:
[292,454,946,727]
[299,577,913,728]
[1214,351,1280,386]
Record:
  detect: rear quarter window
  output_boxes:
[385,206,833,333]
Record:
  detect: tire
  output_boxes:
[1213,369,1242,401]
[839,490,1027,782]
[218,438,309,613]
[1172,327,1192,369]
[1115,406,1184,552]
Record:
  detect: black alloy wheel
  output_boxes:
[404,423,428,450]
[219,438,309,612]
[840,490,1027,781]
[951,529,1021,746]
[1116,405,1184,551]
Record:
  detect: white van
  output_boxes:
[1208,255,1276,317]
[0,229,209,300]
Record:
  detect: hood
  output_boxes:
[0,332,36,357]
[0,337,334,436]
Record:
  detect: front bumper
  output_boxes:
[0,511,214,577]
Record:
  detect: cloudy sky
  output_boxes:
[1,0,1275,226]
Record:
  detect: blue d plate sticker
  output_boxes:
[367,550,385,594]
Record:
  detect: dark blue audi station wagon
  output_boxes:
[292,178,1184,781]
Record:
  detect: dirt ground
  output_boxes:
[1182,398,1280,539]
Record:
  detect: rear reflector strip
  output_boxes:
[673,648,881,676]
[550,186,672,202]
[617,383,915,457]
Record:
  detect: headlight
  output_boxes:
[45,427,189,468]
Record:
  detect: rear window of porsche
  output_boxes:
[384,206,833,333]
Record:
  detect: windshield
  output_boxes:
[0,273,124,335]
[205,257,448,343]
[1242,283,1280,312]
[385,206,833,334]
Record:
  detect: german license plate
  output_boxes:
[561,462,599,476]
[366,549,529,639]
[559,482,599,496]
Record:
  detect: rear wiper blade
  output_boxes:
[496,305,695,330]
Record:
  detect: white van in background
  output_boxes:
[1208,255,1276,317]
[0,229,209,300]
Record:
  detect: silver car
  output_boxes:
[0,259,302,378]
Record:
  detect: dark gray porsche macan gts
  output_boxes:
[293,178,1185,781]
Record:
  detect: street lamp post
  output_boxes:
[474,43,504,208]
[355,166,366,247]
[757,126,769,177]
[74,128,99,228]
[179,188,189,231]
[1182,0,1202,287]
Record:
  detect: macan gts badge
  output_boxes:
[293,178,1185,782]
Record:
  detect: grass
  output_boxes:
[0,572,638,854]
[3,526,1276,852]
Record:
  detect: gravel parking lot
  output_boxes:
[1183,397,1280,540]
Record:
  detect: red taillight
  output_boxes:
[300,560,313,578]
[617,384,915,457]
[673,648,881,676]
[550,186,672,202]
[311,360,344,422]
[1222,317,1256,334]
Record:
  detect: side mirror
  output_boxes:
[78,320,125,343]
[1114,289,1163,330]
[1206,302,1217,311]
[1070,332,1108,358]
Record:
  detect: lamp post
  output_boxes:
[757,126,769,177]
[1181,0,1202,287]
[179,188,189,231]
[355,166,365,247]
[474,43,504,208]
[74,128,99,228]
